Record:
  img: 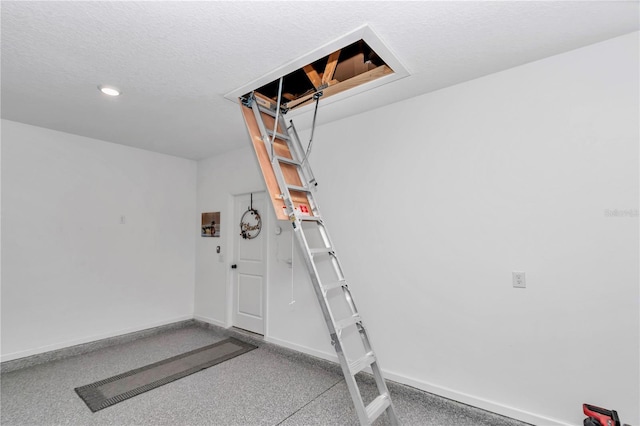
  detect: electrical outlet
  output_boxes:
[512,271,526,288]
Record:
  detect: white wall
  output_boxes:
[195,32,639,426]
[1,120,197,361]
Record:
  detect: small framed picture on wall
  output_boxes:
[201,212,220,237]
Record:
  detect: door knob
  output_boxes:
[231,264,237,269]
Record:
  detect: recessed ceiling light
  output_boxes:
[98,85,120,96]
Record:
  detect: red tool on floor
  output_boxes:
[583,403,631,426]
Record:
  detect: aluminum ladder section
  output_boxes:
[246,94,399,426]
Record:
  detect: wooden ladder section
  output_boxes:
[239,93,314,221]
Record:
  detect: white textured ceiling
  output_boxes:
[2,1,638,160]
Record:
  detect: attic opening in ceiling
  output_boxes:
[240,39,393,111]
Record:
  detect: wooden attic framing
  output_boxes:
[239,39,394,220]
[242,39,394,112]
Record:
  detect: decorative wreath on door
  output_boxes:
[240,194,262,240]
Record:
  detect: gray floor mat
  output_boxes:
[75,338,255,412]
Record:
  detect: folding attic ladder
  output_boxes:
[239,92,399,426]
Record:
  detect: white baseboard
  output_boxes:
[382,368,575,426]
[0,315,193,362]
[261,336,574,426]
[193,314,228,329]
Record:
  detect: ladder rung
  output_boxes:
[266,129,290,141]
[366,393,391,423]
[322,280,346,294]
[349,351,375,375]
[256,105,276,117]
[274,156,300,166]
[298,215,323,222]
[286,184,311,193]
[335,314,361,332]
[309,248,332,256]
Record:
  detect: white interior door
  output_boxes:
[232,192,266,335]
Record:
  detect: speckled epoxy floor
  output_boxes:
[1,324,531,426]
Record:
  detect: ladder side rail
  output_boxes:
[255,100,321,220]
[308,223,394,424]
[273,113,301,161]
[290,214,369,423]
[275,115,323,218]
[345,298,397,425]
[288,120,318,190]
[313,222,353,290]
[284,131,322,218]
[308,221,349,286]
[250,99,276,162]
[316,224,400,425]
[355,322,397,411]
[315,224,356,310]
[287,120,316,183]
[285,119,305,168]
[290,219,370,425]
[315,222,336,254]
[315,228,378,340]
[291,219,340,332]
[250,99,296,215]
[371,363,400,424]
